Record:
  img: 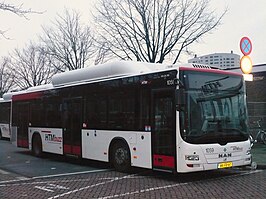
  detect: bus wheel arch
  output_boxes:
[32,132,43,157]
[109,138,131,172]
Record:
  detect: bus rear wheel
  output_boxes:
[32,134,43,157]
[111,142,131,172]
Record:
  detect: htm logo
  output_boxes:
[45,134,62,142]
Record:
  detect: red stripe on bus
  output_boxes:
[63,144,72,154]
[153,154,175,168]
[72,146,81,156]
[41,131,51,133]
[12,91,43,101]
[17,139,29,148]
[63,145,81,156]
[179,67,242,76]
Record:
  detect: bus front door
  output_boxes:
[62,97,82,157]
[152,89,176,171]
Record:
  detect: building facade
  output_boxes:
[188,51,240,69]
[227,64,266,130]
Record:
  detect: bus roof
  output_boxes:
[2,93,13,101]
[0,97,10,103]
[26,84,53,92]
[51,61,171,87]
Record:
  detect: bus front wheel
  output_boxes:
[32,134,43,157]
[111,141,131,172]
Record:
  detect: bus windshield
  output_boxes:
[180,70,249,145]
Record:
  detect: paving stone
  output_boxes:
[0,169,265,199]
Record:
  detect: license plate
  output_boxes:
[218,162,233,169]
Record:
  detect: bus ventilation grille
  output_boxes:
[192,64,211,69]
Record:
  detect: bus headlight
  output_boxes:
[185,155,199,161]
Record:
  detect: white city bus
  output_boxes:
[11,61,251,173]
[0,95,11,139]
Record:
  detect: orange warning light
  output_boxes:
[240,55,252,74]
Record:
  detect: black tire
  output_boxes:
[32,134,43,157]
[261,132,266,145]
[111,141,131,172]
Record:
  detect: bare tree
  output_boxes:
[95,0,227,63]
[9,43,56,90]
[94,41,112,65]
[40,9,95,71]
[0,2,36,17]
[0,57,15,96]
[0,1,41,39]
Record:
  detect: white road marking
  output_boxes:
[97,176,144,180]
[0,178,92,187]
[99,182,189,199]
[35,186,54,192]
[16,177,31,180]
[237,169,262,176]
[35,183,69,192]
[32,169,111,179]
[48,173,137,199]
[0,169,9,175]
[0,169,111,184]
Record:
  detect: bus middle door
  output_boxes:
[152,89,176,171]
[16,102,30,148]
[62,97,82,157]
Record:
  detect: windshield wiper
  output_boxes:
[187,129,248,144]
[221,128,249,138]
[187,131,226,144]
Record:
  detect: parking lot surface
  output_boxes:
[0,140,266,199]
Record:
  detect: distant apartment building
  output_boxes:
[188,51,240,69]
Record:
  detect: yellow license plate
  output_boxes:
[218,162,233,169]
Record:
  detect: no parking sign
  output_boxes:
[240,37,253,75]
[240,37,252,56]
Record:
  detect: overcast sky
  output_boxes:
[0,0,265,65]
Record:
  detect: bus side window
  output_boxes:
[62,103,70,127]
[86,94,108,129]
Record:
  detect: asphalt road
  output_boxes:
[0,140,265,199]
[0,140,110,178]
